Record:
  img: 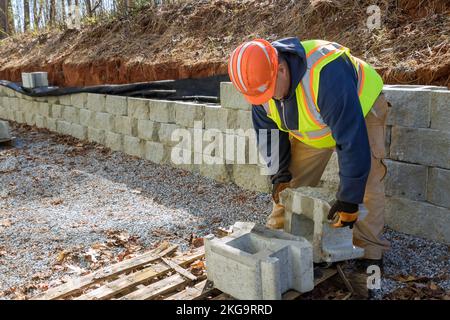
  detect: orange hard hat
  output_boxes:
[228,39,278,105]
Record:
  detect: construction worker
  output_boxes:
[228,37,390,271]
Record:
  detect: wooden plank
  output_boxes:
[165,280,207,300]
[212,293,234,300]
[161,257,197,281]
[75,250,204,300]
[31,245,178,300]
[121,274,186,300]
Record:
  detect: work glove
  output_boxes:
[271,182,290,204]
[327,200,359,229]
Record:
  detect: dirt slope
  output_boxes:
[0,0,448,87]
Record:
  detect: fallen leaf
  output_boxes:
[56,250,69,263]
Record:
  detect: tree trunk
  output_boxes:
[24,0,31,31]
[85,0,92,17]
[6,0,13,34]
[0,0,7,38]
[50,0,56,26]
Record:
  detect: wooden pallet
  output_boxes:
[31,244,338,300]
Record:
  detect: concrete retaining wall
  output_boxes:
[0,83,449,243]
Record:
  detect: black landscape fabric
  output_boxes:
[0,74,230,103]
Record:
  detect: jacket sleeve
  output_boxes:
[251,105,292,185]
[317,55,371,204]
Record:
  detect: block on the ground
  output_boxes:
[232,164,271,193]
[71,124,87,140]
[0,120,11,142]
[105,131,123,152]
[56,120,72,136]
[123,135,144,157]
[35,114,47,128]
[386,196,450,243]
[145,141,170,164]
[87,127,105,144]
[205,222,314,300]
[280,186,365,263]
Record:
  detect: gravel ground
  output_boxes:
[0,122,448,300]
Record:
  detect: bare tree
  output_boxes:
[24,0,31,31]
[0,0,7,38]
[85,0,92,17]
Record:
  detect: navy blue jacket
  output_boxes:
[252,37,372,204]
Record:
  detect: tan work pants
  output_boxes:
[268,94,391,259]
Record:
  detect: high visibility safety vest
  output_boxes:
[264,40,384,149]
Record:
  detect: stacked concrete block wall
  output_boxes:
[1,83,448,243]
[0,84,271,193]
[383,85,450,243]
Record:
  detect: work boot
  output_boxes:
[266,203,285,230]
[265,216,284,229]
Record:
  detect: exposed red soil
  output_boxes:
[0,0,448,88]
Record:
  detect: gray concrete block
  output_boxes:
[25,112,35,126]
[220,82,252,110]
[128,98,150,119]
[390,126,450,169]
[384,160,428,201]
[87,127,105,144]
[145,141,170,164]
[87,93,106,112]
[427,167,450,208]
[14,110,25,123]
[232,164,271,193]
[430,90,450,131]
[38,102,51,117]
[280,186,366,263]
[205,105,237,131]
[105,95,128,115]
[386,196,450,244]
[123,135,144,158]
[71,93,88,109]
[35,114,47,128]
[94,112,115,131]
[47,118,57,132]
[318,152,339,190]
[170,147,199,172]
[149,100,175,123]
[105,131,123,152]
[205,222,314,300]
[79,109,94,127]
[115,115,137,136]
[56,120,72,135]
[383,87,431,128]
[158,123,180,146]
[51,104,64,119]
[63,106,79,123]
[70,124,87,140]
[137,119,156,140]
[58,95,72,106]
[236,110,253,130]
[174,102,204,128]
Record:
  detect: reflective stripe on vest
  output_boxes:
[266,40,384,149]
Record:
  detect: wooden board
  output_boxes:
[31,242,341,301]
